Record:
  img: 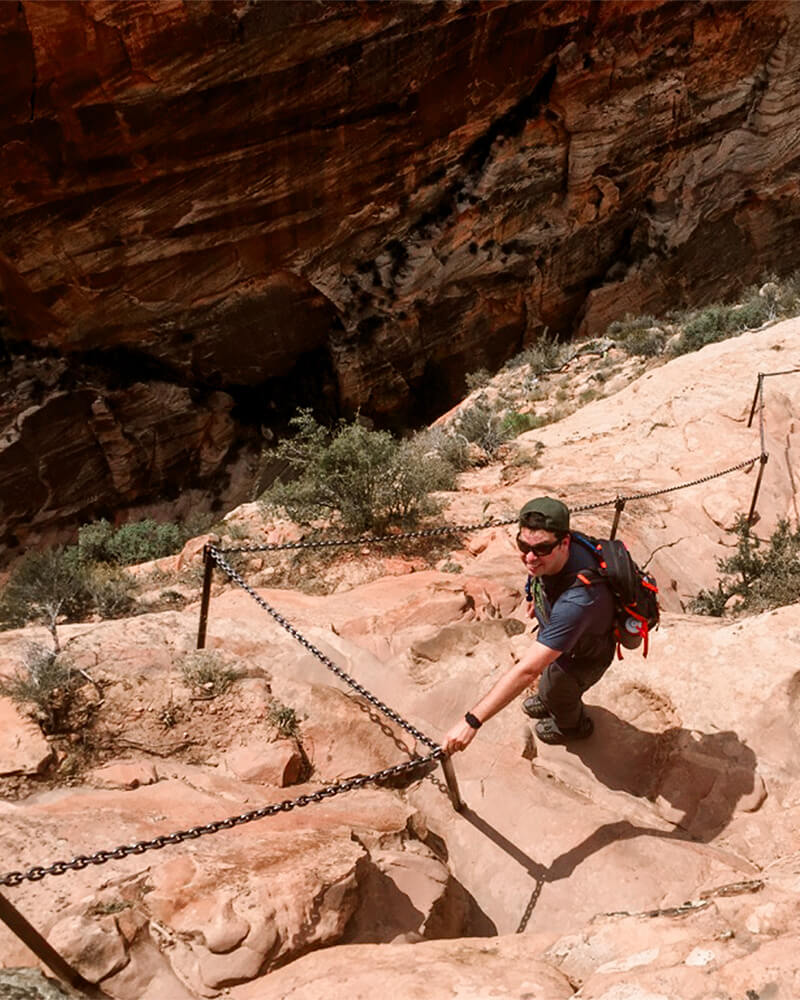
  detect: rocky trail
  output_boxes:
[2,320,800,999]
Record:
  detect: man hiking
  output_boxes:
[443,496,616,755]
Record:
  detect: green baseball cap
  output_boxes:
[518,497,570,533]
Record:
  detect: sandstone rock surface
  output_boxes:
[0,695,52,776]
[1,322,800,997]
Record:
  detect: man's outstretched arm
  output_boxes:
[443,640,562,754]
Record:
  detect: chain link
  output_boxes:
[220,454,764,553]
[0,752,441,888]
[611,454,762,504]
[209,547,440,751]
[219,517,512,553]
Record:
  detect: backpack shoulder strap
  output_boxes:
[569,532,606,588]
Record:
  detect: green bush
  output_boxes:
[0,646,82,733]
[181,651,240,697]
[0,548,92,651]
[514,330,568,374]
[501,411,535,437]
[454,397,509,456]
[688,582,729,617]
[76,519,115,563]
[691,517,800,616]
[608,314,657,340]
[672,293,773,356]
[465,368,491,391]
[608,316,667,358]
[416,427,470,472]
[85,564,138,619]
[268,701,301,739]
[385,436,456,521]
[261,410,459,533]
[79,518,185,566]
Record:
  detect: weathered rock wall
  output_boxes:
[2,0,800,550]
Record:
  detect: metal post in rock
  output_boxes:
[609,497,626,540]
[440,755,464,811]
[0,892,109,998]
[747,373,764,428]
[747,452,769,526]
[196,545,215,649]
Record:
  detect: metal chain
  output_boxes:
[2,446,769,890]
[611,454,762,504]
[209,547,441,752]
[0,752,441,889]
[219,517,513,553]
[220,454,764,553]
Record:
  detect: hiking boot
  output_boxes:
[534,714,594,745]
[522,694,551,719]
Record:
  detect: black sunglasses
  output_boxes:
[516,534,563,557]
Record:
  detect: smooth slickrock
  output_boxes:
[1,320,800,997]
[223,741,303,787]
[86,760,158,790]
[228,937,576,1000]
[0,696,53,776]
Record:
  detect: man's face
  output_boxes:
[516,526,568,576]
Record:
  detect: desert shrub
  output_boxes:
[688,582,729,617]
[454,397,509,456]
[383,436,457,521]
[465,368,491,391]
[619,326,666,357]
[79,518,185,566]
[691,517,800,616]
[416,426,470,472]
[110,520,184,564]
[772,271,800,313]
[268,701,301,739]
[732,295,773,331]
[78,517,201,567]
[0,547,92,651]
[0,646,82,733]
[607,314,657,340]
[76,519,115,563]
[85,564,138,619]
[181,651,240,697]
[672,293,774,356]
[500,411,538,437]
[261,409,457,533]
[673,306,732,354]
[513,330,568,374]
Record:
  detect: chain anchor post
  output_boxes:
[609,497,626,540]
[0,892,108,998]
[440,754,464,812]
[196,545,215,650]
[747,373,764,428]
[746,452,769,526]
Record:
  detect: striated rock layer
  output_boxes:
[2,0,800,549]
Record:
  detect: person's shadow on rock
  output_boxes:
[462,706,764,931]
[567,704,763,842]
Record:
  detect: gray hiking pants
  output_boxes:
[538,648,614,730]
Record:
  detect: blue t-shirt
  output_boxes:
[533,536,616,660]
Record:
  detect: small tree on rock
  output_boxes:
[0,547,91,652]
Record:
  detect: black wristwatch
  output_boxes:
[464,711,482,730]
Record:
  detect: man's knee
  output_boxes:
[538,662,582,709]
